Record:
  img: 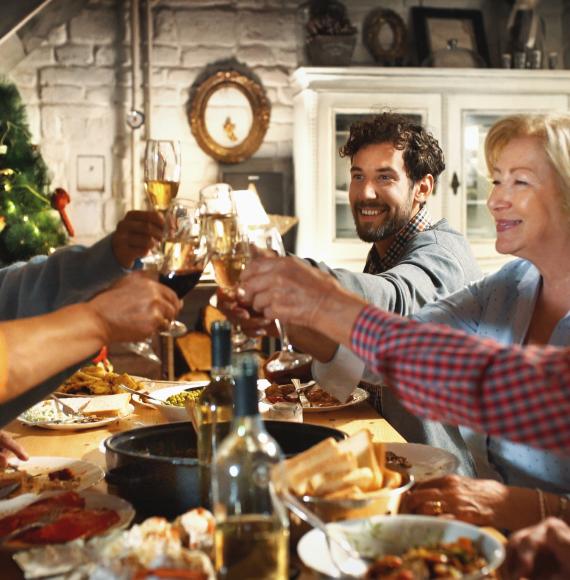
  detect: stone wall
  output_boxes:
[5,0,567,244]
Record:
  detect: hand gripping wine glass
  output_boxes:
[123,139,182,362]
[248,225,312,374]
[200,183,255,352]
[158,199,209,337]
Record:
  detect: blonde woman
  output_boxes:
[240,113,570,532]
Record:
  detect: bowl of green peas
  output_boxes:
[149,382,208,422]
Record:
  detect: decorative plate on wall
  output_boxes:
[188,59,271,164]
[363,8,408,65]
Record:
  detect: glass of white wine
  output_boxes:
[200,183,256,352]
[123,139,181,362]
[144,139,181,213]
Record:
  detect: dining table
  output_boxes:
[0,394,405,579]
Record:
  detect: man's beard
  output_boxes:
[352,190,415,243]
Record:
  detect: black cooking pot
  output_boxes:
[105,420,345,518]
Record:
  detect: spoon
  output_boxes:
[0,480,21,500]
[281,490,369,578]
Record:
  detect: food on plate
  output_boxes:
[165,389,204,407]
[176,507,216,551]
[385,450,412,470]
[305,385,351,407]
[264,382,353,408]
[57,363,144,396]
[0,466,79,498]
[365,537,495,579]
[20,393,132,426]
[0,491,120,545]
[285,429,404,499]
[91,509,215,579]
[58,393,132,417]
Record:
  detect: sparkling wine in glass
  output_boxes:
[144,139,181,213]
[200,183,255,352]
[159,199,208,337]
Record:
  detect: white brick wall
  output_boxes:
[6,0,567,244]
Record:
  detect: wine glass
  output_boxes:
[200,183,255,352]
[144,139,181,213]
[123,140,181,362]
[159,199,209,337]
[248,225,313,373]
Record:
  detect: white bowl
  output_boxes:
[297,514,505,579]
[149,382,208,422]
[151,379,271,423]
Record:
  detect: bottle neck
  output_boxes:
[232,414,264,436]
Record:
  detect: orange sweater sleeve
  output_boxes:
[0,330,6,394]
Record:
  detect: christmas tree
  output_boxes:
[0,80,69,265]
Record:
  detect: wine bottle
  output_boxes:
[196,320,235,508]
[212,357,290,580]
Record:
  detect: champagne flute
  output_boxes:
[200,183,255,352]
[159,199,209,337]
[247,225,312,373]
[144,139,181,213]
[124,140,181,361]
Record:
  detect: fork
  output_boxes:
[49,395,88,417]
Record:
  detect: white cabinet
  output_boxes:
[291,67,570,272]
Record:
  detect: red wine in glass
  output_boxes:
[159,268,204,299]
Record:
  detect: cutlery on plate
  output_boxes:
[116,383,164,406]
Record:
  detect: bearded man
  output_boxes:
[229,113,483,475]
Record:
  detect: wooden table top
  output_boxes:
[0,398,404,579]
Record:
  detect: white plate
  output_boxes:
[258,382,369,413]
[297,514,505,579]
[19,400,134,431]
[384,443,459,483]
[0,490,135,551]
[0,457,104,509]
[302,386,369,413]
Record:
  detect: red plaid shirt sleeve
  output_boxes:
[351,304,570,453]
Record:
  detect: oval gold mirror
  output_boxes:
[188,63,271,164]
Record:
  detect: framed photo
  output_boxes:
[188,61,271,164]
[412,7,490,67]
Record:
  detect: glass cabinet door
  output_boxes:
[446,94,568,272]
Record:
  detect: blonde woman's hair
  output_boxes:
[485,113,570,213]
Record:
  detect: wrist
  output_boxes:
[315,286,367,347]
[82,301,111,345]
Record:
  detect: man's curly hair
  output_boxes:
[339,113,446,185]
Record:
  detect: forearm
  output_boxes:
[1,303,107,403]
[312,287,368,348]
[286,323,339,362]
[498,487,567,532]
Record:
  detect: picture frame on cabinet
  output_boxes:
[412,7,490,68]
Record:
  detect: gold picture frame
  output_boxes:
[188,66,271,164]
